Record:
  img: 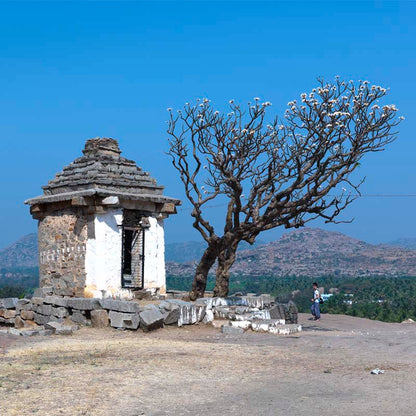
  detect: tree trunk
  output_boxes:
[189,244,218,300]
[213,244,238,298]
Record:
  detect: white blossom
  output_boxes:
[167,107,172,111]
[229,99,234,104]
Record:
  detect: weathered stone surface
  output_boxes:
[33,312,63,326]
[109,311,140,329]
[251,319,287,333]
[67,298,100,311]
[20,329,41,337]
[33,287,53,297]
[163,308,180,325]
[9,328,22,336]
[221,325,244,334]
[230,320,252,330]
[31,297,44,306]
[43,296,68,307]
[0,298,18,309]
[0,317,15,324]
[71,310,89,325]
[139,309,164,332]
[202,309,214,324]
[0,309,16,319]
[51,306,68,318]
[40,304,52,316]
[91,309,109,328]
[271,301,298,324]
[100,299,140,313]
[15,299,31,313]
[268,324,302,335]
[14,315,25,329]
[39,329,54,336]
[45,321,79,335]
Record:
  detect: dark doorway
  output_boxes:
[121,227,144,289]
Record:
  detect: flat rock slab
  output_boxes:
[221,325,245,334]
[67,298,101,311]
[43,296,68,308]
[100,299,140,313]
[0,298,18,309]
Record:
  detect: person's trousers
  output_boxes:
[311,303,320,319]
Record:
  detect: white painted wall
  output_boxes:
[143,217,166,293]
[85,210,166,298]
[85,209,123,297]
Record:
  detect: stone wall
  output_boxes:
[38,208,89,297]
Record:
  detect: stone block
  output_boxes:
[100,299,140,313]
[230,320,252,330]
[31,297,44,306]
[109,311,140,329]
[67,298,100,311]
[20,330,41,337]
[45,321,78,335]
[202,309,214,324]
[33,312,63,326]
[163,308,180,325]
[51,306,68,318]
[40,304,52,316]
[139,309,164,332]
[0,298,18,309]
[221,325,244,334]
[0,309,16,319]
[271,301,298,324]
[15,299,31,313]
[71,310,89,325]
[14,316,25,329]
[268,324,302,335]
[43,296,68,307]
[91,309,109,328]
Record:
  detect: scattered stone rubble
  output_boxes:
[0,293,301,336]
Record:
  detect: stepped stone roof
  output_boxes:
[25,138,181,206]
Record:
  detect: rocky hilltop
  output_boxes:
[2,228,416,279]
[166,228,416,278]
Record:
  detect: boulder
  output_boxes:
[268,324,302,335]
[109,311,140,329]
[99,299,140,313]
[91,309,109,328]
[271,301,298,324]
[139,309,164,332]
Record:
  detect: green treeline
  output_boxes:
[167,274,416,323]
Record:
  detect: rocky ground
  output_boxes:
[1,313,415,416]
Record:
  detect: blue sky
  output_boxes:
[0,1,415,248]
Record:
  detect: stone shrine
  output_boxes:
[25,137,181,298]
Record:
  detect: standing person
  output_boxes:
[310,282,321,321]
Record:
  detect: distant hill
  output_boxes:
[167,228,416,278]
[0,233,38,268]
[165,239,264,263]
[387,238,416,250]
[2,229,416,287]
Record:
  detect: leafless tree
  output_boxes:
[167,78,403,300]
